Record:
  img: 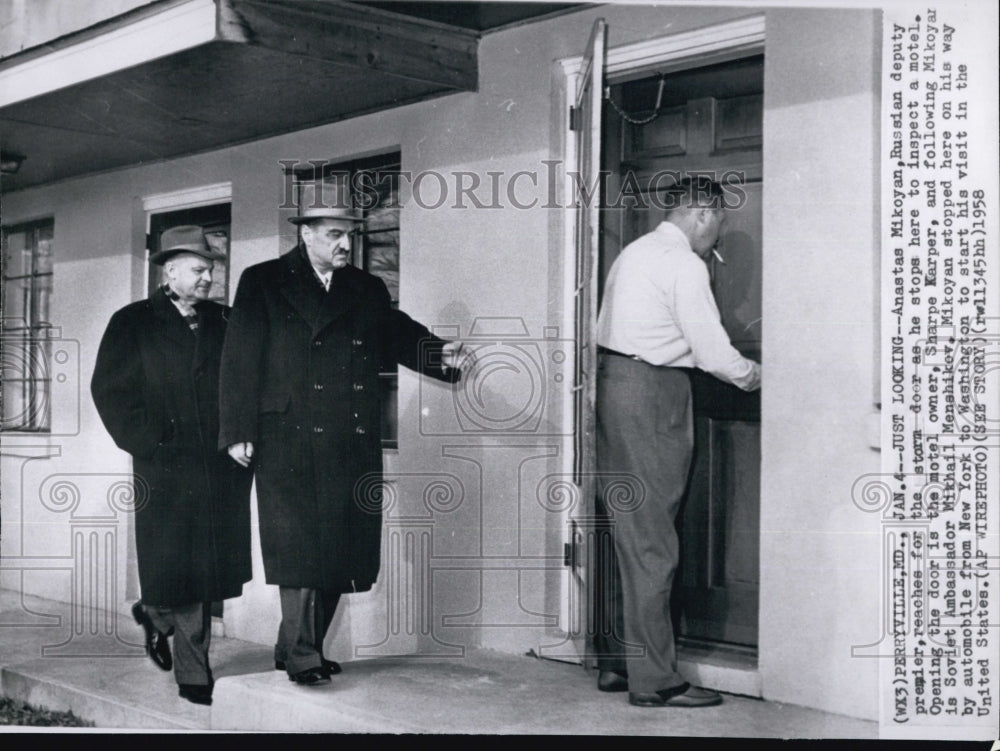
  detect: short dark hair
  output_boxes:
[663,176,725,215]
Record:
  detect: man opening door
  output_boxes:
[597,57,764,650]
[569,44,763,706]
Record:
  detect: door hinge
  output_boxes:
[569,105,581,132]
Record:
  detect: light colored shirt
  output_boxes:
[596,221,760,391]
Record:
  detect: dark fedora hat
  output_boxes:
[150,225,226,265]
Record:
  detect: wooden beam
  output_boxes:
[217,0,478,91]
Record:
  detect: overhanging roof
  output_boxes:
[0,0,580,192]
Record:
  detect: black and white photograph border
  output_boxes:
[0,0,997,741]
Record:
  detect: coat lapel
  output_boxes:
[193,304,225,369]
[151,287,197,351]
[278,245,361,336]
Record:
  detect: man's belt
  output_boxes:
[597,345,644,362]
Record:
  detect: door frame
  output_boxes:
[141,182,233,295]
[554,13,765,676]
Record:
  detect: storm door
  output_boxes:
[565,17,606,662]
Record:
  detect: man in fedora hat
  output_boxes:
[91,225,253,706]
[219,187,472,686]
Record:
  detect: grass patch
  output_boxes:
[0,696,94,727]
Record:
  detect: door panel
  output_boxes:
[600,58,763,648]
[675,417,760,646]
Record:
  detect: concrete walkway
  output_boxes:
[0,589,877,735]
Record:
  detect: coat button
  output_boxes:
[314,340,322,347]
[313,426,324,433]
[314,383,324,391]
[355,426,366,435]
[353,383,364,391]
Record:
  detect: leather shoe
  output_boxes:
[628,682,723,708]
[131,601,172,671]
[276,658,341,676]
[598,670,629,692]
[289,666,331,686]
[178,683,213,706]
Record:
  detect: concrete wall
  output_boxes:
[0,3,882,720]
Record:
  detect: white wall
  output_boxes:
[0,0,158,58]
[759,8,882,720]
[0,3,883,720]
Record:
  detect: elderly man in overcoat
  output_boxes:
[219,198,470,686]
[91,225,253,706]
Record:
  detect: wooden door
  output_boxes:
[602,57,764,647]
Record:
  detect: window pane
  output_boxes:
[2,340,28,379]
[204,228,229,303]
[32,275,52,326]
[366,206,399,232]
[366,238,399,302]
[2,378,28,430]
[35,231,53,275]
[293,154,401,448]
[1,220,53,431]
[3,276,30,322]
[3,230,29,277]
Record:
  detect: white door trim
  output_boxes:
[141,182,233,307]
[557,13,766,500]
[558,14,765,79]
[142,182,233,231]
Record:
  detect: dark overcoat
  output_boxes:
[218,246,459,593]
[90,288,253,606]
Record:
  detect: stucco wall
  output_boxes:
[0,0,159,59]
[758,8,882,720]
[1,3,882,720]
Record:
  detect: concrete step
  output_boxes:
[0,589,878,735]
[2,662,203,730]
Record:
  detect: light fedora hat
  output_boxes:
[150,225,226,265]
[288,180,364,224]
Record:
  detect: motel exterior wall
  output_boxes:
[0,4,881,721]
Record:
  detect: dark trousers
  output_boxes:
[594,353,693,694]
[144,601,212,686]
[275,587,341,675]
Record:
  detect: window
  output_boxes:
[290,152,402,449]
[1,219,54,431]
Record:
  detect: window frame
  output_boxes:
[289,151,403,450]
[1,217,55,433]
